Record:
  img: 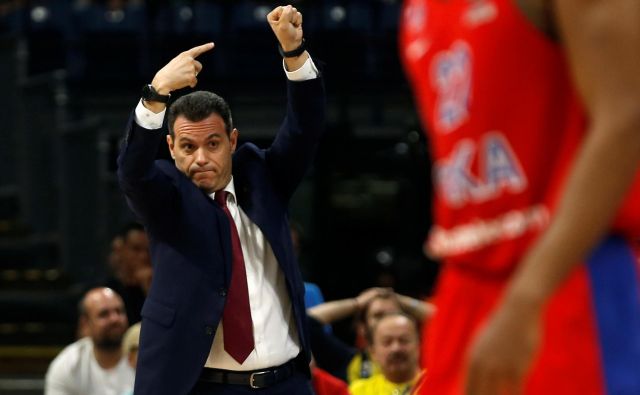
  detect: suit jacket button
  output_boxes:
[205,326,214,335]
[219,288,227,297]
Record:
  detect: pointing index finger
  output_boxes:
[187,42,215,58]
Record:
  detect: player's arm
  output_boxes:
[466,1,640,394]
[510,0,640,308]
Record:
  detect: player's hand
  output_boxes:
[267,5,304,52]
[464,297,542,395]
[151,42,214,94]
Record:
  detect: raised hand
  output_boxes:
[268,5,304,52]
[151,42,215,95]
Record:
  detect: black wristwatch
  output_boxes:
[141,84,171,104]
[278,39,306,58]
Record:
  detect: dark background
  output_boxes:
[0,0,439,390]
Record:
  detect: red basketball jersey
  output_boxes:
[400,0,640,273]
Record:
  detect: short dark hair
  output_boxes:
[167,91,233,137]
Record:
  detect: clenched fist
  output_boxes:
[267,5,308,70]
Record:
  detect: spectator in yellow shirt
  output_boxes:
[349,313,423,395]
[308,288,434,383]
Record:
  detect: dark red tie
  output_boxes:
[215,191,254,364]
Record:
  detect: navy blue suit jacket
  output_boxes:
[117,75,325,395]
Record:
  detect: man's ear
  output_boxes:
[77,315,90,337]
[368,343,380,364]
[166,134,176,159]
[230,128,239,153]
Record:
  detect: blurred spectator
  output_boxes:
[308,287,434,383]
[304,281,326,309]
[120,322,141,395]
[107,234,124,278]
[349,313,423,395]
[122,321,141,370]
[118,222,151,287]
[104,222,151,324]
[45,287,134,395]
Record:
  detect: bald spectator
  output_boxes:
[45,288,135,395]
[349,313,423,395]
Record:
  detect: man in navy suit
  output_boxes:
[117,5,324,394]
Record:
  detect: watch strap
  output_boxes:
[278,39,306,58]
[142,84,171,104]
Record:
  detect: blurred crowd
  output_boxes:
[44,224,432,395]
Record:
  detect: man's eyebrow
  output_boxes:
[177,136,194,143]
[176,133,222,143]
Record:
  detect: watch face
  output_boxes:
[142,84,169,103]
[142,84,153,99]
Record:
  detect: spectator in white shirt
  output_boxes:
[45,287,134,395]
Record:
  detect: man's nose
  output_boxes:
[390,340,402,352]
[195,148,207,165]
[108,310,124,322]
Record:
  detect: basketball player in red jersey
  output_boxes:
[400,1,640,394]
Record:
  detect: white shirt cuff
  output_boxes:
[283,56,319,81]
[134,100,166,130]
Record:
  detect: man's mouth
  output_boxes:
[192,169,214,176]
[388,354,408,364]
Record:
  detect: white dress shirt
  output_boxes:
[134,56,319,370]
[205,182,299,370]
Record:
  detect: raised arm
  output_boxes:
[117,43,215,224]
[264,5,326,201]
[144,42,214,114]
[267,5,309,72]
[396,293,436,322]
[308,288,435,324]
[465,1,640,394]
[308,288,389,324]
